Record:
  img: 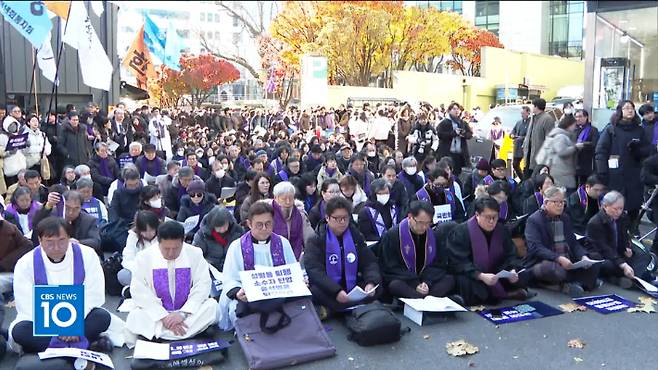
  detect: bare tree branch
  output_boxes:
[218,1,262,38]
[198,34,260,80]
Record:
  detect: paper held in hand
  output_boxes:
[38,348,114,369]
[240,262,311,302]
[495,270,522,279]
[346,284,379,302]
[634,276,658,293]
[566,257,604,270]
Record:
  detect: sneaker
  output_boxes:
[561,282,585,298]
[121,286,132,299]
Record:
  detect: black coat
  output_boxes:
[88,154,120,192]
[523,209,587,268]
[566,190,600,235]
[57,120,90,167]
[109,186,141,224]
[574,124,599,177]
[205,175,237,200]
[437,116,472,163]
[192,208,244,271]
[641,153,658,222]
[176,193,218,238]
[31,206,100,254]
[305,223,381,297]
[390,179,409,210]
[585,210,629,266]
[357,200,405,242]
[595,121,652,210]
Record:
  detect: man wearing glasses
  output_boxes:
[524,186,601,297]
[306,197,381,316]
[379,201,458,301]
[447,197,533,306]
[218,202,297,330]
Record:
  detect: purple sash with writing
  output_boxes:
[534,192,544,208]
[325,226,358,291]
[366,205,398,238]
[6,201,41,231]
[152,267,192,311]
[398,218,436,274]
[33,243,85,285]
[482,175,494,185]
[416,188,431,202]
[240,232,286,271]
[272,200,303,260]
[577,125,592,144]
[466,217,506,299]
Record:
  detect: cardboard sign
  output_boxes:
[479,301,563,324]
[433,204,452,224]
[572,294,635,314]
[239,262,311,302]
[34,285,85,336]
[5,132,29,151]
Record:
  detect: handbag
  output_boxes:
[345,303,404,346]
[234,298,335,370]
[40,133,51,180]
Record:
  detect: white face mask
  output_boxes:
[177,150,184,156]
[149,198,162,208]
[215,169,225,178]
[404,167,416,176]
[367,151,376,157]
[564,108,573,115]
[376,194,390,205]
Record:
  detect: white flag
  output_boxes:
[90,1,104,17]
[63,1,113,91]
[36,32,58,84]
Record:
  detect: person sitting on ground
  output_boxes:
[88,142,120,197]
[482,159,521,213]
[177,180,218,240]
[308,179,341,230]
[4,186,41,237]
[218,202,298,330]
[397,157,424,205]
[118,211,161,289]
[316,153,343,192]
[136,143,166,183]
[306,197,381,316]
[9,217,110,353]
[415,168,465,223]
[60,166,77,190]
[585,191,654,287]
[382,164,409,210]
[118,141,142,169]
[205,156,237,201]
[448,197,533,306]
[523,173,555,217]
[156,160,180,201]
[124,221,218,345]
[339,175,368,214]
[0,215,33,296]
[273,156,302,185]
[358,179,404,242]
[138,185,169,221]
[109,166,143,226]
[567,174,606,235]
[23,170,48,204]
[348,153,375,197]
[4,169,28,205]
[437,157,465,214]
[524,186,601,297]
[163,166,199,219]
[379,201,458,300]
[185,151,209,181]
[76,177,108,226]
[463,159,490,204]
[192,206,244,272]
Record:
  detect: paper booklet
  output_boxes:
[346,284,379,302]
[400,296,467,312]
[566,257,604,270]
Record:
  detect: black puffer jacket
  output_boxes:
[57,120,90,167]
[192,207,244,271]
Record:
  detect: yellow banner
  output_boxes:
[122,25,156,90]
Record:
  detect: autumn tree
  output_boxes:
[448,28,504,76]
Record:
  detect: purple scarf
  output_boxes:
[482,175,494,185]
[278,169,289,182]
[152,267,192,311]
[534,192,544,207]
[325,166,337,177]
[466,217,506,299]
[272,201,304,260]
[577,185,588,208]
[274,158,284,173]
[240,232,286,270]
[499,201,508,220]
[491,128,503,141]
[325,226,358,292]
[398,218,436,274]
[99,157,112,178]
[33,243,85,285]
[139,156,162,177]
[6,201,41,231]
[577,124,592,144]
[416,188,456,218]
[366,205,398,238]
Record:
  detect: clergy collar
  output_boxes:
[251,235,271,244]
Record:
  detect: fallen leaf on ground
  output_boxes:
[469,305,486,312]
[568,338,586,349]
[559,303,587,312]
[574,357,583,363]
[4,300,15,308]
[423,334,431,340]
[446,340,479,356]
[638,296,657,305]
[628,297,656,313]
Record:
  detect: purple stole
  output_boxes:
[139,156,162,177]
[265,163,275,176]
[577,185,588,208]
[325,226,358,292]
[534,192,544,208]
[466,217,506,299]
[577,124,592,144]
[416,188,456,218]
[99,157,112,178]
[366,205,398,238]
[272,201,304,260]
[6,201,40,231]
[33,243,85,285]
[499,201,508,221]
[240,232,286,270]
[483,175,516,191]
[398,218,436,274]
[152,267,191,311]
[273,158,284,173]
[653,124,658,145]
[491,128,503,141]
[416,187,431,202]
[278,169,289,182]
[482,175,494,185]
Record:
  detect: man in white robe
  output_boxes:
[9,217,110,353]
[218,202,297,330]
[125,221,217,346]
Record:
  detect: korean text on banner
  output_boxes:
[239,262,311,302]
[0,1,52,48]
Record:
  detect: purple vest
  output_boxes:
[398,218,436,274]
[153,267,192,312]
[366,205,398,238]
[325,226,358,292]
[33,243,85,285]
[240,232,286,271]
[466,217,506,299]
[272,201,304,260]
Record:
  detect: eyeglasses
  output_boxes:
[477,213,499,222]
[412,217,432,227]
[190,192,204,198]
[546,199,566,206]
[329,215,349,224]
[253,221,273,230]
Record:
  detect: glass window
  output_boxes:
[215,31,220,39]
[232,15,239,27]
[548,1,584,59]
[474,1,500,36]
[200,12,205,21]
[215,13,220,23]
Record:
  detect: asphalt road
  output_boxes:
[2,281,658,370]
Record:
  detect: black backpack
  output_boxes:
[102,252,123,296]
[345,303,405,346]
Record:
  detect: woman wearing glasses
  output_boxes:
[177,179,217,241]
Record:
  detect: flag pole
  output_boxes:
[33,49,40,116]
[47,2,73,116]
[27,48,38,112]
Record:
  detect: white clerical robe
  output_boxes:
[124,243,217,346]
[217,235,297,330]
[8,243,108,349]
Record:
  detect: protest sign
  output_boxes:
[239,262,311,302]
[479,301,563,324]
[34,285,84,336]
[433,204,452,224]
[5,132,29,151]
[572,294,635,314]
[133,339,231,360]
[39,348,114,369]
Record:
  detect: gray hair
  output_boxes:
[208,206,235,228]
[601,190,624,207]
[129,141,142,151]
[75,177,94,190]
[543,186,566,202]
[74,164,90,176]
[401,156,417,168]
[178,166,194,178]
[273,181,296,197]
[370,178,390,194]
